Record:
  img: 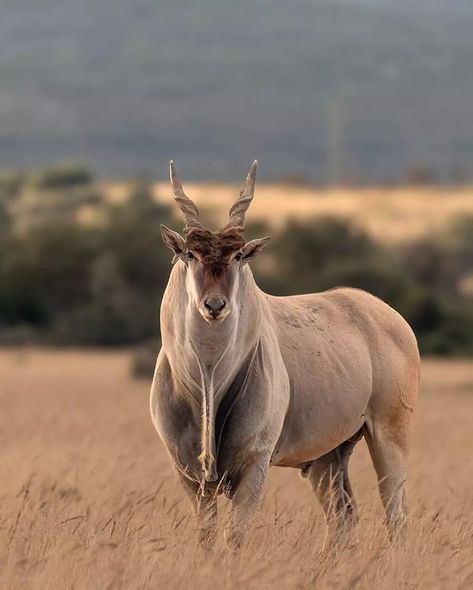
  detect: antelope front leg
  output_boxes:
[195,493,218,548]
[225,459,269,550]
[179,475,217,549]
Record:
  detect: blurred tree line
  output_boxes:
[0,163,472,355]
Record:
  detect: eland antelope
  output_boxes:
[150,161,420,549]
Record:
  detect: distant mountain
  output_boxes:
[1,0,473,182]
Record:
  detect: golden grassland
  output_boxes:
[0,348,472,589]
[102,182,473,243]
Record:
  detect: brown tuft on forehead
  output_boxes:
[186,228,245,272]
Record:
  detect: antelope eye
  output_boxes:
[234,252,243,262]
[187,252,195,261]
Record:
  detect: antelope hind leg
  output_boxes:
[364,416,410,536]
[303,430,362,541]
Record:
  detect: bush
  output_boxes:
[0,171,24,199]
[0,199,10,231]
[131,339,161,379]
[0,190,472,356]
[0,180,174,345]
[261,217,377,295]
[419,304,473,355]
[30,163,94,190]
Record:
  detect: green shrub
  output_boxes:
[0,194,472,356]
[0,171,24,199]
[131,339,161,379]
[267,217,376,295]
[0,199,10,231]
[29,163,94,190]
[419,304,473,355]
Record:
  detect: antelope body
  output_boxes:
[150,161,420,548]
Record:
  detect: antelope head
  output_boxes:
[161,161,271,323]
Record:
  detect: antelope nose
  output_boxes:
[204,297,227,318]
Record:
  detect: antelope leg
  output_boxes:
[225,458,269,550]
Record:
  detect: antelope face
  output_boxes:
[161,159,270,324]
[161,226,270,323]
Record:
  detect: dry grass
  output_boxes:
[0,348,472,589]
[103,182,473,243]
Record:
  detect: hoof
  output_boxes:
[224,527,244,551]
[198,527,217,551]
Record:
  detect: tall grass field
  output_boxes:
[0,349,472,588]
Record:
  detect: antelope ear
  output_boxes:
[160,225,186,259]
[241,237,271,262]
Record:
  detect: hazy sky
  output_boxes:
[1,0,473,181]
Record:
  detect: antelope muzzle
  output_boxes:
[201,295,230,322]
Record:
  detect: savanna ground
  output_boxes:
[0,349,472,589]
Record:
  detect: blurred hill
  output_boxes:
[2,1,473,182]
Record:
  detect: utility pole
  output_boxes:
[327,97,344,186]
